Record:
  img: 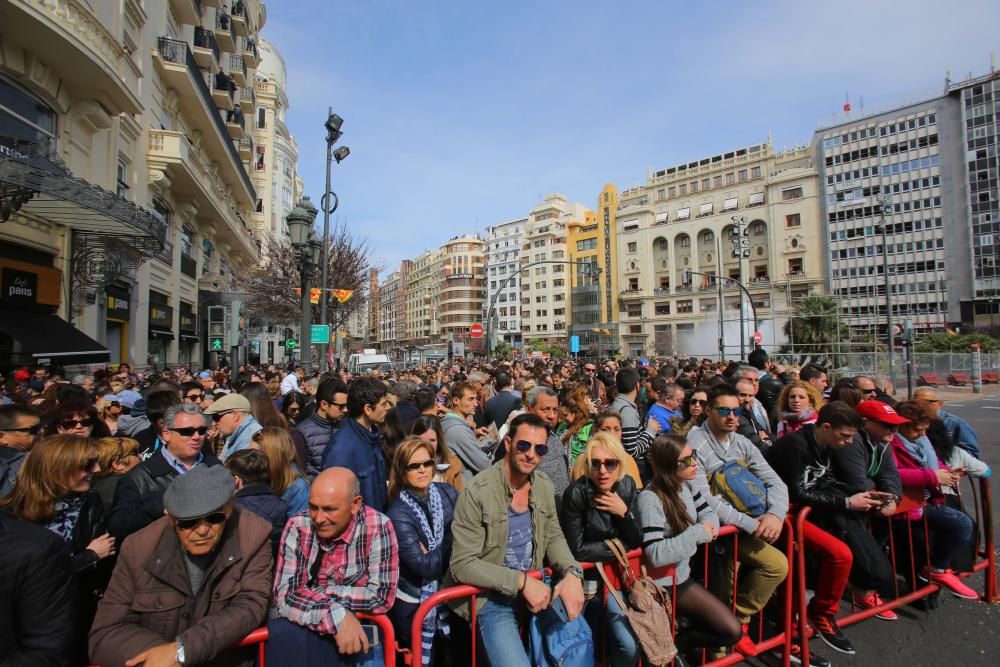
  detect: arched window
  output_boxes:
[0,75,56,145]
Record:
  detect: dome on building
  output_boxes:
[257,37,287,93]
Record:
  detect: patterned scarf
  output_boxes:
[45,493,85,541]
[399,485,446,665]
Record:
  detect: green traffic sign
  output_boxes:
[284,339,298,349]
[310,324,330,345]
[210,338,224,351]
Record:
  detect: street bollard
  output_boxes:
[972,343,982,394]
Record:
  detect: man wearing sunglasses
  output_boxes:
[91,464,272,667]
[446,413,585,667]
[205,394,262,462]
[296,377,349,477]
[109,404,222,542]
[0,404,42,498]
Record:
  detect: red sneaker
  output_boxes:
[925,568,979,600]
[734,624,759,657]
[854,591,898,621]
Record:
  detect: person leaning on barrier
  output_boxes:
[913,388,981,460]
[89,464,273,667]
[559,431,643,667]
[444,412,585,667]
[267,467,398,667]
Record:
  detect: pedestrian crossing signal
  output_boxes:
[210,338,224,351]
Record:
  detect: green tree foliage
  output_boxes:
[781,295,851,363]
[915,332,998,353]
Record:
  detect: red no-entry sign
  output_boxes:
[470,324,484,338]
[753,331,762,344]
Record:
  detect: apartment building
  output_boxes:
[568,184,620,356]
[615,143,824,358]
[0,0,269,371]
[947,70,1000,329]
[520,194,586,347]
[378,260,409,360]
[403,248,443,352]
[484,217,526,347]
[439,235,486,355]
[812,93,969,337]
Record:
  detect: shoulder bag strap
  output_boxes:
[595,557,628,611]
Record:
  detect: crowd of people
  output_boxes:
[0,350,989,667]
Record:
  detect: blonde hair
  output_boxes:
[0,435,97,522]
[778,379,824,413]
[571,431,629,482]
[252,427,303,495]
[94,436,139,478]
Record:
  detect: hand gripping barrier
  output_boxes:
[794,476,997,667]
[236,613,397,667]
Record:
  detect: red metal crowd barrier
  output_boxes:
[235,612,397,667]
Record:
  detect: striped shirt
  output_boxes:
[273,507,398,635]
[609,394,656,459]
[637,483,718,586]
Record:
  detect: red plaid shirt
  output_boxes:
[273,507,398,635]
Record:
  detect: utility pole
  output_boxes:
[877,193,895,385]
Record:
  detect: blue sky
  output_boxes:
[263,0,1000,274]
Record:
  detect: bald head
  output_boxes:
[913,388,944,417]
[309,467,362,539]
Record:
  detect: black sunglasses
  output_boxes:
[5,422,42,435]
[677,454,697,469]
[171,426,209,437]
[81,456,99,472]
[185,393,204,401]
[590,458,619,472]
[107,401,121,408]
[690,399,709,406]
[514,440,549,456]
[405,459,435,472]
[176,511,227,531]
[211,411,235,422]
[59,418,93,429]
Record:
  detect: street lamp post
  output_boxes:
[318,111,349,372]
[287,197,319,372]
[877,194,895,385]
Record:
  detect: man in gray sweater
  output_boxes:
[523,386,570,506]
[686,384,789,633]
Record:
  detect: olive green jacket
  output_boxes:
[444,460,579,619]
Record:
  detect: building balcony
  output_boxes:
[228,53,247,87]
[653,287,671,296]
[214,10,236,52]
[239,136,254,160]
[674,285,694,293]
[231,0,249,36]
[212,71,235,110]
[238,36,259,68]
[192,27,219,70]
[238,85,256,114]
[226,108,245,139]
[169,0,203,25]
[147,129,259,262]
[152,38,256,209]
[619,289,644,299]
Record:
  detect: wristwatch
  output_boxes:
[564,565,584,580]
[175,638,186,665]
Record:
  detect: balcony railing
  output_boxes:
[226,108,245,129]
[193,26,219,64]
[155,37,255,203]
[240,84,255,107]
[214,9,236,50]
[229,53,247,83]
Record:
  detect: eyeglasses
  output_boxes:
[331,402,348,410]
[171,426,209,437]
[185,393,204,402]
[405,459,435,472]
[176,511,227,531]
[590,458,619,472]
[713,407,744,417]
[3,422,42,435]
[514,440,549,457]
[80,456,99,471]
[59,418,93,430]
[861,389,878,396]
[677,455,697,469]
[690,399,709,406]
[211,411,235,422]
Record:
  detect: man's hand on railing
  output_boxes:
[336,612,370,656]
[520,574,551,613]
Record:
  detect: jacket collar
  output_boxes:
[145,510,245,595]
[344,416,381,445]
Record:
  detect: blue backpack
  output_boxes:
[528,603,594,667]
[709,458,768,517]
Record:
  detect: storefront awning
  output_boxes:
[180,333,200,342]
[149,328,175,340]
[0,309,109,365]
[0,137,166,248]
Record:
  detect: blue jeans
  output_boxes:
[924,504,974,570]
[477,594,531,667]
[265,616,385,667]
[586,591,641,667]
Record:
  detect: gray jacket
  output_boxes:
[637,483,717,586]
[537,429,570,504]
[440,412,495,482]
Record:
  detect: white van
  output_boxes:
[347,350,392,375]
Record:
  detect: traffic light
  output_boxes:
[229,299,243,346]
[208,305,226,353]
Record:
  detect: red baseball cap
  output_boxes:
[13,370,30,382]
[855,400,910,425]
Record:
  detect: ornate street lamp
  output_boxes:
[286,198,316,370]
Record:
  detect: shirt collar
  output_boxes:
[161,446,203,473]
[316,508,362,551]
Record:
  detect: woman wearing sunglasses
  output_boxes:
[50,399,104,438]
[0,434,116,659]
[638,434,743,665]
[98,396,124,436]
[91,436,142,515]
[386,436,459,661]
[670,387,710,438]
[559,431,643,667]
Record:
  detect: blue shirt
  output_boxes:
[647,403,681,434]
[161,447,204,474]
[503,506,534,571]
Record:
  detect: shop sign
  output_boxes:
[106,286,131,319]
[149,304,174,329]
[1,267,37,305]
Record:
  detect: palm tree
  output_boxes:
[782,295,849,365]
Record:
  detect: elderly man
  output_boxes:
[646,380,685,434]
[109,403,222,542]
[445,413,585,667]
[524,385,572,503]
[90,465,272,667]
[734,377,773,453]
[914,387,981,459]
[205,393,262,461]
[268,468,398,666]
[0,404,41,497]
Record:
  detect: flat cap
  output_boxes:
[163,464,235,520]
[203,393,251,414]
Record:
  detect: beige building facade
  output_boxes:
[615,142,825,358]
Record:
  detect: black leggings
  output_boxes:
[675,578,743,654]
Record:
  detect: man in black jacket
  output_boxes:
[0,510,78,665]
[294,376,347,477]
[484,370,519,429]
[109,403,221,542]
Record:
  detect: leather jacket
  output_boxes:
[558,474,642,564]
[766,425,850,511]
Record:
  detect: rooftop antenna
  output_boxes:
[991,51,996,73]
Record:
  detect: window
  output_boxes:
[781,186,803,201]
[627,242,637,252]
[256,107,266,128]
[678,184,687,195]
[116,158,130,197]
[628,277,639,291]
[748,192,765,206]
[679,236,690,248]
[180,225,195,258]
[676,207,690,220]
[723,197,738,211]
[654,302,670,315]
[698,202,713,216]
[576,238,597,251]
[0,75,57,143]
[654,212,668,224]
[702,178,711,190]
[788,258,803,274]
[713,175,722,188]
[677,300,693,313]
[627,304,642,317]
[738,169,748,181]
[255,146,265,171]
[726,173,735,184]
[785,213,801,228]
[657,188,666,200]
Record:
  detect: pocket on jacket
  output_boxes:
[356,464,376,479]
[131,588,187,613]
[484,510,507,548]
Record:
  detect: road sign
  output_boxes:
[753,331,762,344]
[284,339,298,349]
[210,338,224,351]
[569,335,580,353]
[470,324,484,338]
[310,324,330,345]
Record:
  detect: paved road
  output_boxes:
[748,393,1000,667]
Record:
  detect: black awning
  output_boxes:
[0,309,109,365]
[180,333,200,342]
[149,328,175,340]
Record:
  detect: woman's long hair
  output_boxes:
[778,380,824,414]
[241,382,288,428]
[388,436,436,501]
[252,427,304,496]
[646,433,694,532]
[0,435,96,522]
[561,384,593,443]
[410,415,454,466]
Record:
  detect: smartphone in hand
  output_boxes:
[550,595,569,623]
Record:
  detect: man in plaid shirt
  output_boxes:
[266,467,398,666]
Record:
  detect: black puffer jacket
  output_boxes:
[294,412,335,478]
[558,474,642,564]
[234,482,288,556]
[0,510,78,666]
[766,425,849,512]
